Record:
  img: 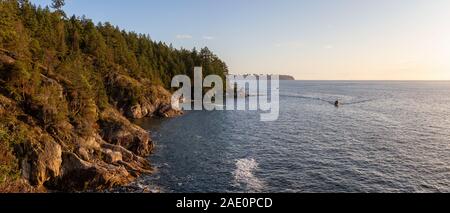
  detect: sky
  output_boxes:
[31,0,450,80]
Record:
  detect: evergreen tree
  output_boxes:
[51,0,65,11]
[0,0,229,91]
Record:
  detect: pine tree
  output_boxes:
[51,0,65,11]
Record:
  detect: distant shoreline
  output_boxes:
[232,74,296,80]
[285,80,450,82]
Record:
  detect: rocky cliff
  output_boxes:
[0,50,181,192]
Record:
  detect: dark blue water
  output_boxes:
[135,81,450,193]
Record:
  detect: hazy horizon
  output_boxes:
[32,0,450,80]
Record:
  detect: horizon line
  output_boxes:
[287,79,450,81]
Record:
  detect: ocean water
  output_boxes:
[135,81,450,193]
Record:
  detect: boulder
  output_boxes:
[127,104,143,119]
[57,152,133,191]
[0,53,15,65]
[99,108,153,156]
[100,143,151,173]
[39,132,153,191]
[76,147,90,162]
[156,104,183,118]
[102,149,123,163]
[19,139,62,187]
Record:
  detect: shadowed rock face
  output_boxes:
[18,139,62,187]
[156,103,184,118]
[105,72,183,120]
[99,108,153,157]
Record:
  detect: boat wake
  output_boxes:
[233,158,265,192]
[342,99,377,105]
[281,93,376,106]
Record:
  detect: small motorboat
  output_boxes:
[334,100,340,107]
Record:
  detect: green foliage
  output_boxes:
[0,0,229,139]
[1,0,229,88]
[0,118,27,184]
[2,60,32,101]
[0,0,19,49]
[0,117,28,146]
[0,0,30,57]
[31,80,69,130]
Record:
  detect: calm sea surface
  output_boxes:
[134,81,450,193]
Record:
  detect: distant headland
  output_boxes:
[279,75,296,80]
[238,74,296,80]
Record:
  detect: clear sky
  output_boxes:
[31,0,450,80]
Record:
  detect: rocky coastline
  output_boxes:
[0,0,226,193]
[0,50,182,192]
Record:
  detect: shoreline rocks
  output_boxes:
[99,108,154,157]
[105,72,183,120]
[0,67,181,192]
[17,139,62,187]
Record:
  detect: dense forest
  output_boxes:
[0,0,228,192]
[0,0,228,91]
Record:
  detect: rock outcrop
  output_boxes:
[0,53,15,66]
[99,108,153,156]
[18,139,62,187]
[55,137,153,191]
[2,97,157,191]
[0,59,180,191]
[105,72,183,120]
